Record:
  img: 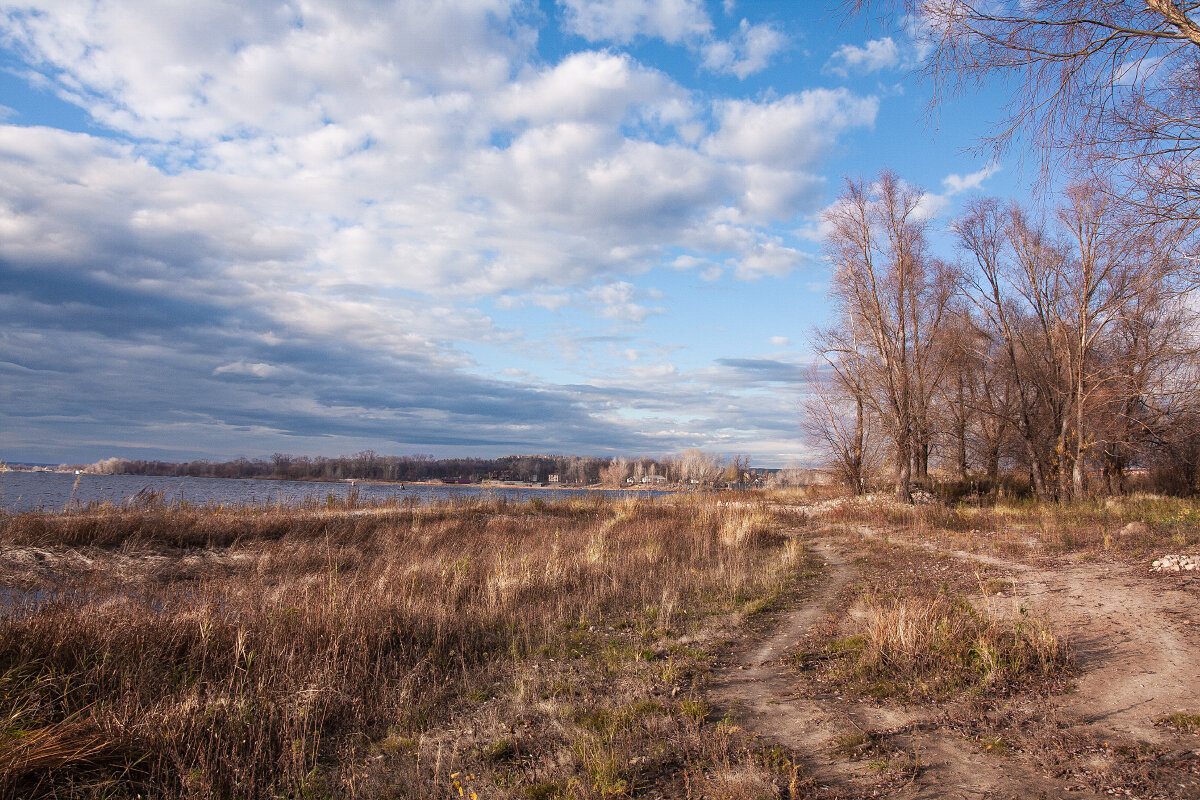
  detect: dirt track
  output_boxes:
[709,527,1200,799]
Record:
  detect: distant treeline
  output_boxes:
[85,453,609,484]
[76,450,818,487]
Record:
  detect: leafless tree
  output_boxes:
[676,448,727,486]
[848,1,1200,231]
[801,363,879,494]
[957,197,1068,498]
[932,306,984,481]
[818,171,955,502]
[955,183,1191,498]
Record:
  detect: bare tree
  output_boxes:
[932,306,983,481]
[956,197,1067,498]
[850,1,1200,228]
[677,449,726,487]
[801,363,879,494]
[955,183,1191,498]
[818,171,954,502]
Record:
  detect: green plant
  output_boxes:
[1157,712,1200,733]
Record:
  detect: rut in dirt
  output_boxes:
[708,538,856,758]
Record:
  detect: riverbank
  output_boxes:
[0,494,807,798]
[4,492,1198,798]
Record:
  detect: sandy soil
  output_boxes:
[710,527,1200,799]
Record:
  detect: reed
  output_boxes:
[0,494,807,798]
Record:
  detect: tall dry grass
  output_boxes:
[808,588,1069,701]
[807,490,1200,559]
[0,495,806,798]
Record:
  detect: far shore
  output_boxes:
[6,467,700,492]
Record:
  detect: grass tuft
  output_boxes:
[814,590,1069,700]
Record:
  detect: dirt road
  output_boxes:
[709,527,1200,798]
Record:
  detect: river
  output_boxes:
[0,471,656,513]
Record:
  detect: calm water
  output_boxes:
[0,471,650,513]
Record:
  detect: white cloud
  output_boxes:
[0,2,851,464]
[1,1,530,143]
[770,336,791,347]
[706,90,878,169]
[701,19,786,78]
[735,241,808,279]
[558,2,782,77]
[584,281,663,322]
[736,164,825,220]
[630,362,678,379]
[913,191,950,220]
[214,361,280,378]
[558,0,712,44]
[941,161,1001,195]
[824,37,901,77]
[496,51,685,126]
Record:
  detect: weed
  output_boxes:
[677,699,707,723]
[867,749,921,778]
[1157,712,1200,733]
[977,734,1011,754]
[482,737,518,762]
[523,781,565,799]
[832,730,872,759]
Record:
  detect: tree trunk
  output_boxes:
[986,444,1000,482]
[895,442,913,503]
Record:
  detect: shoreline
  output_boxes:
[14,471,696,492]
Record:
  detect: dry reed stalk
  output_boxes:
[0,496,805,798]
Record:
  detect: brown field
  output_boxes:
[1,491,1199,798]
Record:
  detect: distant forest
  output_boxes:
[76,450,802,487]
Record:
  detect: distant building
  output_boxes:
[640,474,668,484]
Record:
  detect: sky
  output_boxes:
[0,0,1021,467]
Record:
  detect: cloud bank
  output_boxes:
[0,0,889,465]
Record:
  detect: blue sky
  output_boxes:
[0,0,1019,467]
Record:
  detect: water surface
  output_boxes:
[0,471,651,513]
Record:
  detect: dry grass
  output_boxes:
[839,591,1067,699]
[1157,712,1200,733]
[793,535,1069,702]
[807,491,1200,562]
[0,495,809,799]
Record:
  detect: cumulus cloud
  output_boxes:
[734,240,809,279]
[0,0,873,465]
[558,0,712,44]
[585,281,664,323]
[942,161,1001,195]
[558,1,782,77]
[495,51,685,126]
[0,0,530,142]
[701,19,786,79]
[706,90,878,169]
[825,37,901,77]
